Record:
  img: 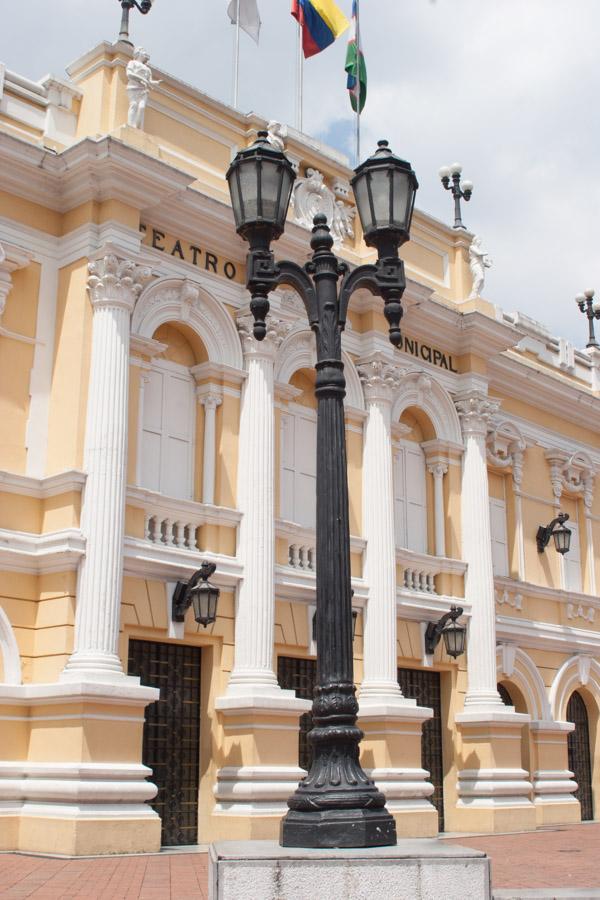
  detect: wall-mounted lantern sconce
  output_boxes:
[425,605,466,659]
[313,608,358,644]
[536,512,571,555]
[172,561,220,627]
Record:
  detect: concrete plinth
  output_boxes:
[209,839,491,900]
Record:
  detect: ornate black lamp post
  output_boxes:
[575,289,600,349]
[227,133,418,849]
[439,163,473,230]
[117,0,155,44]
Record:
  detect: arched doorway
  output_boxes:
[567,690,594,821]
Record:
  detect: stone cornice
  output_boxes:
[0,132,196,213]
[0,469,86,498]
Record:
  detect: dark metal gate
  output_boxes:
[567,690,594,821]
[128,640,201,846]
[398,668,445,831]
[277,656,317,771]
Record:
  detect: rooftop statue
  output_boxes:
[126,47,161,129]
[469,234,492,299]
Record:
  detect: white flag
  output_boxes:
[227,0,261,44]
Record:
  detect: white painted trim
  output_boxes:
[0,527,84,574]
[0,469,85,498]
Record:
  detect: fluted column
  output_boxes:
[358,357,405,705]
[198,390,222,505]
[455,393,504,711]
[428,462,448,558]
[62,254,151,682]
[221,315,291,697]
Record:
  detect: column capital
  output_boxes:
[357,355,404,405]
[454,392,500,438]
[87,254,152,314]
[198,389,223,411]
[237,314,291,361]
[427,461,448,478]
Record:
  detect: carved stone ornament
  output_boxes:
[468,234,492,300]
[358,356,404,404]
[495,589,523,611]
[291,168,355,247]
[237,313,291,359]
[544,449,595,508]
[126,47,160,130]
[486,419,526,489]
[267,120,287,153]
[87,254,152,313]
[567,603,595,624]
[455,393,500,438]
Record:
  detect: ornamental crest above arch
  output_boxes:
[391,370,462,444]
[131,276,243,370]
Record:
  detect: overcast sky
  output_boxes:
[3,1,599,347]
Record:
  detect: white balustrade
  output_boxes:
[288,543,316,571]
[396,547,466,597]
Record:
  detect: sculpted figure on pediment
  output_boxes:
[126,47,161,129]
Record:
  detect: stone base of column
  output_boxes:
[359,698,438,838]
[446,709,536,833]
[209,694,312,842]
[530,721,580,826]
[0,681,161,855]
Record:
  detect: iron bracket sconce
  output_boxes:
[425,605,465,658]
[172,560,219,626]
[536,512,571,555]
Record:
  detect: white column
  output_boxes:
[428,462,448,558]
[198,391,222,506]
[455,393,504,712]
[62,254,151,683]
[358,358,405,706]
[219,315,292,700]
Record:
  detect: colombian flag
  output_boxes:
[292,0,349,59]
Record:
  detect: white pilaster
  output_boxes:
[357,357,405,707]
[428,462,448,558]
[134,362,151,487]
[584,476,597,595]
[61,254,151,683]
[217,316,295,704]
[455,393,504,713]
[198,390,223,506]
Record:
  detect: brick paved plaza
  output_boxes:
[1,824,599,898]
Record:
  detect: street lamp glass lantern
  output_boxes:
[226,131,296,247]
[442,618,466,659]
[351,140,418,253]
[189,579,219,627]
[552,522,572,555]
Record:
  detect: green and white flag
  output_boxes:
[345,0,366,113]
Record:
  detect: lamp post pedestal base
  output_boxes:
[280,806,397,849]
[209,840,491,899]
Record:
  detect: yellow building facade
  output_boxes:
[1,41,600,856]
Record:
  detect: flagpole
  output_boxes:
[355,0,361,165]
[233,0,241,108]
[296,23,303,132]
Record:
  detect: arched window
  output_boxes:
[393,438,427,553]
[140,356,196,500]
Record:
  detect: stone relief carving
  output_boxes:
[126,47,161,129]
[544,449,595,508]
[291,168,355,247]
[468,235,492,300]
[495,588,523,611]
[567,603,595,624]
[486,419,526,488]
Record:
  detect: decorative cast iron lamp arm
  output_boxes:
[424,605,464,656]
[536,512,570,554]
[339,256,406,347]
